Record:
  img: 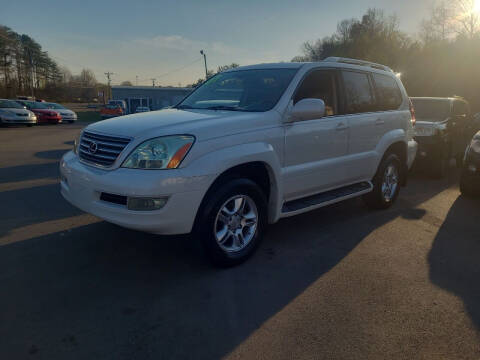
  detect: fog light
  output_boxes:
[468,164,477,173]
[127,197,168,211]
[420,151,427,157]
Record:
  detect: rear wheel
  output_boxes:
[364,153,401,209]
[195,178,267,267]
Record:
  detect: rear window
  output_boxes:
[342,71,376,114]
[411,99,451,121]
[372,73,403,111]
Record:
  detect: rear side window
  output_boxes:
[342,71,375,114]
[372,73,403,111]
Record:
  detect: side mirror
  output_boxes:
[290,98,325,122]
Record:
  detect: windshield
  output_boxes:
[177,68,298,112]
[105,104,120,109]
[0,99,24,109]
[22,101,49,109]
[411,98,451,121]
[47,103,65,109]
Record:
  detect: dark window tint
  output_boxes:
[452,100,468,116]
[342,71,375,114]
[293,70,338,116]
[372,73,402,111]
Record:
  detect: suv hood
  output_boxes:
[86,108,274,141]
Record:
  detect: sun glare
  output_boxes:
[474,0,480,13]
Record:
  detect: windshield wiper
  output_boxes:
[204,105,243,111]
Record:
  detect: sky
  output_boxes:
[1,0,433,86]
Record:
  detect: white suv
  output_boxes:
[60,57,417,266]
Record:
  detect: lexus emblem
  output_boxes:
[89,141,98,154]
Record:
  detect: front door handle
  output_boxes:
[375,119,385,125]
[336,122,348,131]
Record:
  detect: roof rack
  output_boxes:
[323,57,393,73]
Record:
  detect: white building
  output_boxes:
[111,86,192,113]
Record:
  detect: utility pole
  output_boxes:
[104,72,114,87]
[135,75,138,86]
[200,50,208,80]
[104,72,114,100]
[151,78,156,87]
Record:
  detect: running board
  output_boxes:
[281,181,373,217]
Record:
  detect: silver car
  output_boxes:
[0,99,37,126]
[46,102,78,123]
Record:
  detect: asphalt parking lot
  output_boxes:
[1,124,479,360]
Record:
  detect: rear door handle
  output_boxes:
[336,122,349,131]
[375,119,385,125]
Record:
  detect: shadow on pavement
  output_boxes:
[0,161,467,359]
[35,149,69,160]
[0,183,83,239]
[428,195,480,330]
[0,180,455,360]
[0,162,59,184]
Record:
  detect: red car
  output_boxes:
[16,100,62,124]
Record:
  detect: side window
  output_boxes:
[372,73,403,111]
[293,70,338,116]
[453,100,468,117]
[342,71,376,114]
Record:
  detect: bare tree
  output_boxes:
[120,80,133,86]
[453,0,480,38]
[420,1,455,42]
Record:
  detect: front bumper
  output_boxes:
[0,115,37,124]
[62,116,77,122]
[38,115,62,123]
[59,151,215,235]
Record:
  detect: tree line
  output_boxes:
[0,25,105,101]
[292,1,480,112]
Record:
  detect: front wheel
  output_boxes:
[195,179,267,267]
[363,153,401,209]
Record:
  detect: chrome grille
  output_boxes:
[79,131,131,167]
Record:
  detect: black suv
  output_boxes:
[411,97,479,177]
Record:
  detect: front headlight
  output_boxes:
[122,135,194,169]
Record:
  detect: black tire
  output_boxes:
[460,171,479,197]
[27,124,33,127]
[68,120,74,124]
[194,178,267,267]
[363,153,401,210]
